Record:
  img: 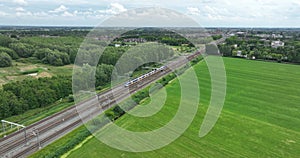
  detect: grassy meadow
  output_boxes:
[0,61,73,86]
[45,57,300,157]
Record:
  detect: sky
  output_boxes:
[0,0,300,27]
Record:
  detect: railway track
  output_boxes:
[0,48,206,158]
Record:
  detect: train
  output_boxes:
[125,66,167,87]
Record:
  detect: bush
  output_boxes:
[191,56,203,66]
[104,106,126,121]
[0,35,12,47]
[0,52,12,67]
[0,46,19,59]
[42,50,70,66]
[30,126,92,158]
[68,95,74,102]
[19,68,43,75]
[9,42,35,58]
[157,73,176,86]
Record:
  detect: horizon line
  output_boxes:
[0,25,300,29]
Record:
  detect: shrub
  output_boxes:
[0,52,12,67]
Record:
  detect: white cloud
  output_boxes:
[45,3,127,19]
[16,11,32,17]
[62,11,74,17]
[103,7,199,27]
[0,11,8,16]
[203,6,224,20]
[293,0,300,6]
[33,11,49,17]
[106,3,127,14]
[49,5,68,13]
[15,7,25,12]
[187,7,200,15]
[74,10,94,16]
[111,3,127,12]
[13,0,28,6]
[207,13,222,20]
[1,0,300,27]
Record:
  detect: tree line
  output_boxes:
[0,35,82,67]
[0,76,72,119]
[115,28,195,47]
[219,36,300,63]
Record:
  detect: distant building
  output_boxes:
[237,50,242,57]
[236,50,247,58]
[285,36,293,39]
[123,38,147,43]
[115,44,121,47]
[271,41,284,48]
[256,34,270,38]
[236,32,245,37]
[272,34,283,39]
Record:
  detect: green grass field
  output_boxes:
[0,61,73,86]
[54,57,300,157]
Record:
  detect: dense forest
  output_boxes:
[0,28,195,68]
[0,76,72,119]
[0,35,83,67]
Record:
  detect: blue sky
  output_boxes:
[0,0,300,27]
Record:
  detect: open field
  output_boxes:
[0,61,73,86]
[66,57,300,157]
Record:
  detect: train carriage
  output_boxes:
[124,66,166,87]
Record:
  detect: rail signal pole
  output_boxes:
[97,94,101,101]
[1,120,26,145]
[32,128,41,149]
[1,120,5,135]
[24,127,28,145]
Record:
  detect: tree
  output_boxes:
[37,89,56,107]
[33,48,52,60]
[212,35,222,40]
[0,52,12,67]
[225,36,242,45]
[0,46,19,59]
[219,45,232,57]
[42,50,70,66]
[95,64,114,87]
[7,92,26,115]
[206,44,219,55]
[73,64,96,92]
[0,35,13,47]
[9,42,35,58]
[0,90,12,119]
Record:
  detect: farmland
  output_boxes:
[66,57,300,157]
